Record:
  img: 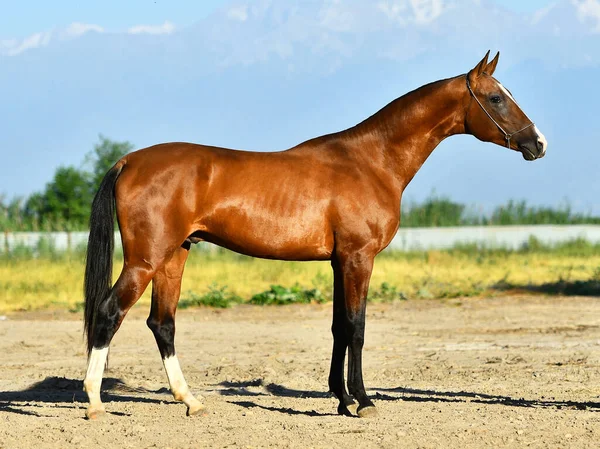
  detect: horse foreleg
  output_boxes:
[147,245,205,417]
[338,249,377,418]
[328,258,356,416]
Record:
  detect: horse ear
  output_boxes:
[484,52,500,76]
[467,50,490,84]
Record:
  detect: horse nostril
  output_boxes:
[536,140,544,153]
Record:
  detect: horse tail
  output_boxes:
[84,161,125,356]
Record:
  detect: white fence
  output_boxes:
[2,225,600,253]
[389,225,600,251]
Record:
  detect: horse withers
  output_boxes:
[83,52,547,419]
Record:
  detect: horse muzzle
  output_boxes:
[518,133,547,161]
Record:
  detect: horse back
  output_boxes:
[114,142,400,260]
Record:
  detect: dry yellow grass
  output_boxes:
[1,248,599,313]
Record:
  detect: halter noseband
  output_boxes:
[466,76,534,149]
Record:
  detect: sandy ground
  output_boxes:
[1,295,600,448]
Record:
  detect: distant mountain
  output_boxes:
[1,0,599,213]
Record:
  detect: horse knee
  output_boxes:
[331,319,346,337]
[352,333,365,349]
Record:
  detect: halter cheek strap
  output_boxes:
[466,77,534,149]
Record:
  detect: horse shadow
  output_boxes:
[0,376,172,417]
[492,279,600,296]
[216,380,600,415]
[4,376,599,418]
[213,379,336,417]
[370,386,600,411]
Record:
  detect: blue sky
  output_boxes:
[1,0,599,213]
[0,0,224,38]
[1,0,553,38]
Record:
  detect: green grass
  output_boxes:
[1,238,600,313]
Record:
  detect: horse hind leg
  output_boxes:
[83,261,156,419]
[146,245,205,417]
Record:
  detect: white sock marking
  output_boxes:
[163,355,189,398]
[163,355,203,409]
[83,347,109,409]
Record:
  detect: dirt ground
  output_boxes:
[1,295,600,449]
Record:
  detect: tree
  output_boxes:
[29,136,133,230]
[0,136,134,231]
[87,135,134,193]
[23,192,45,228]
[43,166,94,229]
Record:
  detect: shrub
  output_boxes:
[249,284,327,305]
[179,284,242,309]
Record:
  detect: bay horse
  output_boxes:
[83,52,547,419]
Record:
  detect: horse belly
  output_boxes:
[199,207,334,261]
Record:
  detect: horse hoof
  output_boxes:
[85,408,106,420]
[187,405,208,417]
[357,406,378,418]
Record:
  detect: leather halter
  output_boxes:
[466,76,534,149]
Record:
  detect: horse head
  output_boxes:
[465,51,547,161]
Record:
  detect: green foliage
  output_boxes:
[401,195,600,228]
[0,238,86,262]
[38,166,93,229]
[442,236,600,258]
[86,135,134,192]
[488,200,600,225]
[0,196,26,232]
[0,136,132,231]
[69,302,85,313]
[178,284,243,309]
[368,282,407,302]
[249,284,327,305]
[401,194,470,227]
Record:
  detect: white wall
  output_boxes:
[2,225,600,253]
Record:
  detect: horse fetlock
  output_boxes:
[172,390,188,402]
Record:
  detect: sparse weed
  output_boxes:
[179,284,243,309]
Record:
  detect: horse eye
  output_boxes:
[490,95,502,104]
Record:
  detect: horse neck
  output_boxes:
[350,75,468,191]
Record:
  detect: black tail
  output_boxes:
[84,162,125,355]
